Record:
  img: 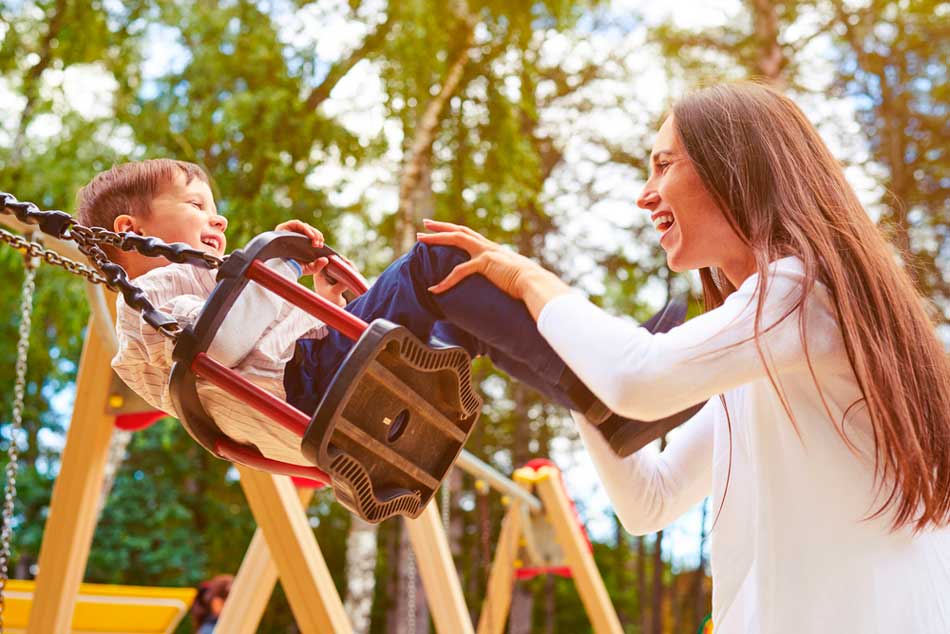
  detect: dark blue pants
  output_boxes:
[283,243,584,416]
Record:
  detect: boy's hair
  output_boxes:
[76,159,209,231]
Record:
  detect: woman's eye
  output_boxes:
[657,161,671,172]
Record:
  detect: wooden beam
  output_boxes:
[27,315,118,634]
[405,502,474,634]
[216,487,316,634]
[532,466,623,634]
[475,503,523,634]
[237,466,352,634]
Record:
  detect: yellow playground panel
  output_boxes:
[1,579,196,634]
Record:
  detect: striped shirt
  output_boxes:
[112,260,327,466]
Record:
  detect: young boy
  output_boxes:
[79,159,615,466]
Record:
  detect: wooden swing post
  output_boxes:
[476,464,623,634]
[26,311,119,634]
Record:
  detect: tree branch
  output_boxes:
[397,2,477,250]
[305,10,394,111]
[11,0,68,166]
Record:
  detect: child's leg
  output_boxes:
[283,242,599,416]
[430,321,573,408]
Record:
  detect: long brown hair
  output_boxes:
[673,82,950,531]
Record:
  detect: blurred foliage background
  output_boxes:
[1,0,948,632]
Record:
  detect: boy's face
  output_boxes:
[115,171,227,276]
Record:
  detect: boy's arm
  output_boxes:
[208,259,303,365]
[112,261,303,412]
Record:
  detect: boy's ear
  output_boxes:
[114,214,140,234]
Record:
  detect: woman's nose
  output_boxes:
[637,188,660,210]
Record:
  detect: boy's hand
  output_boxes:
[274,220,345,305]
[304,257,348,306]
[275,220,325,248]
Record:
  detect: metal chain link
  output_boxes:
[0,228,108,284]
[1,192,228,341]
[406,545,416,634]
[441,477,450,528]
[0,254,38,632]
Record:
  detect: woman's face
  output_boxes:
[637,116,754,285]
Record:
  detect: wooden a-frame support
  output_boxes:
[476,465,624,634]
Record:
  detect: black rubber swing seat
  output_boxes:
[169,232,482,523]
[300,319,482,521]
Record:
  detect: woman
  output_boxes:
[419,82,950,632]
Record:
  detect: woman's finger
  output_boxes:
[416,230,488,257]
[422,218,491,242]
[427,260,479,294]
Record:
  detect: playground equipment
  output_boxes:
[1,197,625,633]
[1,193,481,524]
[1,580,195,634]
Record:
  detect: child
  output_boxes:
[191,574,232,634]
[78,159,637,466]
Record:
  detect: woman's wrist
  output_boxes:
[519,266,572,321]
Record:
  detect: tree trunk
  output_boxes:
[693,499,710,627]
[749,0,785,85]
[344,517,379,634]
[614,516,629,628]
[11,0,67,168]
[507,384,534,632]
[445,468,464,556]
[542,575,556,634]
[384,524,401,634]
[508,581,533,634]
[396,3,476,251]
[651,437,669,634]
[637,534,648,632]
[651,530,664,634]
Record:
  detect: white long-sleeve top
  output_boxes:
[113,260,327,466]
[538,257,950,633]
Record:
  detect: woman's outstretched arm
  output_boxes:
[418,220,840,421]
[536,264,839,420]
[574,400,716,535]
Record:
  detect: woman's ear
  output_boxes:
[114,214,140,234]
[210,596,225,615]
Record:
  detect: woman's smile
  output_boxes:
[652,210,677,247]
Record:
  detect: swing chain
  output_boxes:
[0,254,38,631]
[0,227,108,285]
[1,192,226,340]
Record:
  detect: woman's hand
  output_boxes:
[416,219,572,320]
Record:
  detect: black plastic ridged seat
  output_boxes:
[302,320,482,522]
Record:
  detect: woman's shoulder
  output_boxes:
[735,256,834,310]
[724,256,845,363]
